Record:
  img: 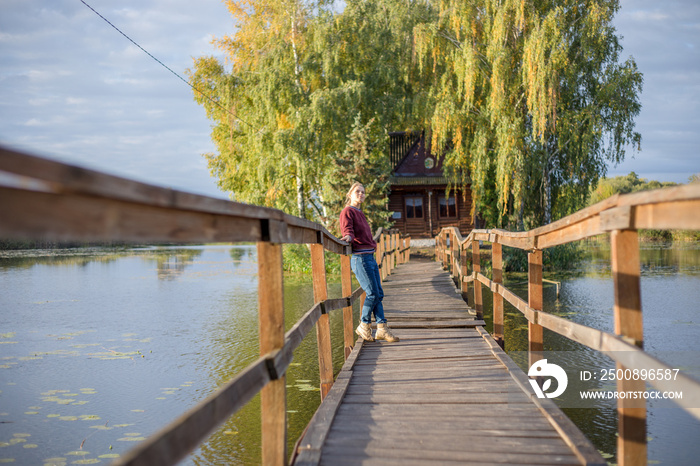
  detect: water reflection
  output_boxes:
[0,245,269,465]
[140,249,204,280]
[188,265,350,465]
[2,243,697,465]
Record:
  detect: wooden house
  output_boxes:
[388,131,473,238]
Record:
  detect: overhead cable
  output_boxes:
[78,0,248,126]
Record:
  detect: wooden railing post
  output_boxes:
[390,232,394,271]
[528,249,544,367]
[341,254,354,360]
[460,242,469,303]
[442,230,452,270]
[492,242,504,348]
[389,232,395,274]
[450,232,459,278]
[257,242,286,465]
[435,233,440,263]
[611,229,646,465]
[379,233,385,279]
[310,243,333,400]
[386,232,393,276]
[472,239,483,319]
[405,235,411,263]
[395,232,401,265]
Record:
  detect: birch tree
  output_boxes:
[188,0,431,229]
[188,0,326,216]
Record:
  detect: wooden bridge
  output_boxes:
[2,146,700,465]
[291,258,604,465]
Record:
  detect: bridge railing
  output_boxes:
[435,183,700,466]
[0,146,410,465]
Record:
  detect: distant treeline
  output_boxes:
[1,240,150,251]
[589,172,700,242]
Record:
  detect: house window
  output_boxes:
[439,194,457,218]
[405,196,423,219]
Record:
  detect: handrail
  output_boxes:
[435,183,700,466]
[0,146,411,465]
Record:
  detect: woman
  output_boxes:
[339,182,399,343]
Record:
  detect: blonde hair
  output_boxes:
[345,181,364,207]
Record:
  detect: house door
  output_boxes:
[404,195,426,236]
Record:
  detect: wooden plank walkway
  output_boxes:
[293,258,606,466]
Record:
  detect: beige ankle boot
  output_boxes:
[355,322,374,342]
[375,323,399,342]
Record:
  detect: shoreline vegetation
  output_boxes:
[3,172,697,273]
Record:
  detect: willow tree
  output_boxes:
[415,0,642,228]
[188,0,432,228]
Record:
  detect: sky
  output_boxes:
[0,0,698,202]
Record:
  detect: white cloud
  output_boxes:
[66,97,88,105]
[611,0,700,182]
[629,10,669,22]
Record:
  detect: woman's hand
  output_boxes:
[340,235,352,243]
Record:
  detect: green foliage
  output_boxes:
[282,244,340,275]
[191,0,643,235]
[502,247,529,273]
[587,172,696,242]
[415,0,643,229]
[502,242,586,272]
[672,230,700,242]
[588,171,679,205]
[321,115,391,235]
[188,0,431,229]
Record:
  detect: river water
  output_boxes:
[1,243,699,465]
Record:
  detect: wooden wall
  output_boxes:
[388,186,472,238]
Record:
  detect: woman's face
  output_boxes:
[350,185,366,205]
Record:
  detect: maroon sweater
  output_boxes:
[339,206,377,253]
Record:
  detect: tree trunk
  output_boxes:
[296,173,305,219]
[543,163,552,225]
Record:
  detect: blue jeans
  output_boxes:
[350,253,386,325]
